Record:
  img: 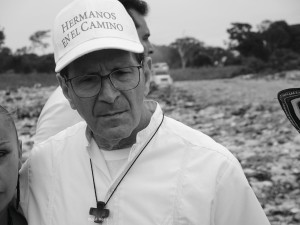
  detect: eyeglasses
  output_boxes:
[65,65,142,98]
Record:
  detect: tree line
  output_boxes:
[0,19,299,75]
[154,20,300,74]
[0,29,55,73]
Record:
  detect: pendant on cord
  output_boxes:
[89,201,110,223]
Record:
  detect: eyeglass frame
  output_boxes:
[64,61,143,98]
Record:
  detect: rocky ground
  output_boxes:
[1,77,299,224]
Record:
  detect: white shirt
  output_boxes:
[95,139,131,179]
[34,86,82,145]
[20,101,270,225]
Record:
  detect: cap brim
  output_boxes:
[55,37,144,72]
[278,88,300,133]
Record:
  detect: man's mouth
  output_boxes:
[100,111,126,117]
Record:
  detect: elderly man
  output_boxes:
[33,0,153,146]
[20,0,271,224]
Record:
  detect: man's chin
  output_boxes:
[95,126,133,142]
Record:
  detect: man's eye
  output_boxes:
[80,76,97,82]
[74,75,98,84]
[0,150,9,158]
[115,69,132,75]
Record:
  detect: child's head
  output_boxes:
[0,106,22,213]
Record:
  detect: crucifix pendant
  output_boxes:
[89,201,110,223]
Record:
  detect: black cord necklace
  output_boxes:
[89,114,164,223]
[7,209,13,225]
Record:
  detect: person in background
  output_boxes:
[0,106,27,225]
[20,0,271,224]
[33,0,154,147]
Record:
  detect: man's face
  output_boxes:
[128,9,153,56]
[0,115,20,212]
[63,50,151,143]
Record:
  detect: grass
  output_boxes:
[0,72,58,90]
[174,78,299,105]
[170,65,242,81]
[0,65,259,90]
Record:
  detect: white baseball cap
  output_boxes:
[53,0,144,72]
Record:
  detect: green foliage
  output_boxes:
[227,20,300,73]
[224,54,242,66]
[29,30,51,53]
[169,37,234,68]
[0,27,5,49]
[170,37,205,68]
[231,50,300,76]
[227,23,269,61]
[187,53,212,67]
[205,47,228,65]
[15,47,29,55]
[170,66,242,81]
[268,49,300,71]
[243,57,267,73]
[151,45,181,68]
[0,66,243,90]
[263,21,291,52]
[0,52,55,74]
[289,24,300,53]
[0,47,13,73]
[0,29,54,73]
[0,72,57,90]
[227,23,252,45]
[12,54,38,73]
[35,54,55,73]
[0,21,299,75]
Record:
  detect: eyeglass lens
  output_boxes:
[71,66,140,98]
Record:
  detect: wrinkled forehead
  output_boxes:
[75,49,135,63]
[69,49,137,72]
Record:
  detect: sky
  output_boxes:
[1,0,300,52]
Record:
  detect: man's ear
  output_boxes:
[56,73,76,109]
[142,56,152,96]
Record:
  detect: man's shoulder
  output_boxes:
[163,116,238,164]
[45,86,67,106]
[20,121,87,189]
[34,86,83,145]
[32,121,87,156]
[38,87,69,117]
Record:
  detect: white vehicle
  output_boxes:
[151,62,173,88]
[152,62,169,72]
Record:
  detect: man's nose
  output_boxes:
[97,77,120,103]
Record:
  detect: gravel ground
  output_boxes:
[1,77,299,224]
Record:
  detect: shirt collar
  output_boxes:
[84,100,163,156]
[85,124,93,147]
[129,100,163,160]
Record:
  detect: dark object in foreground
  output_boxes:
[278,88,300,133]
[89,201,109,223]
